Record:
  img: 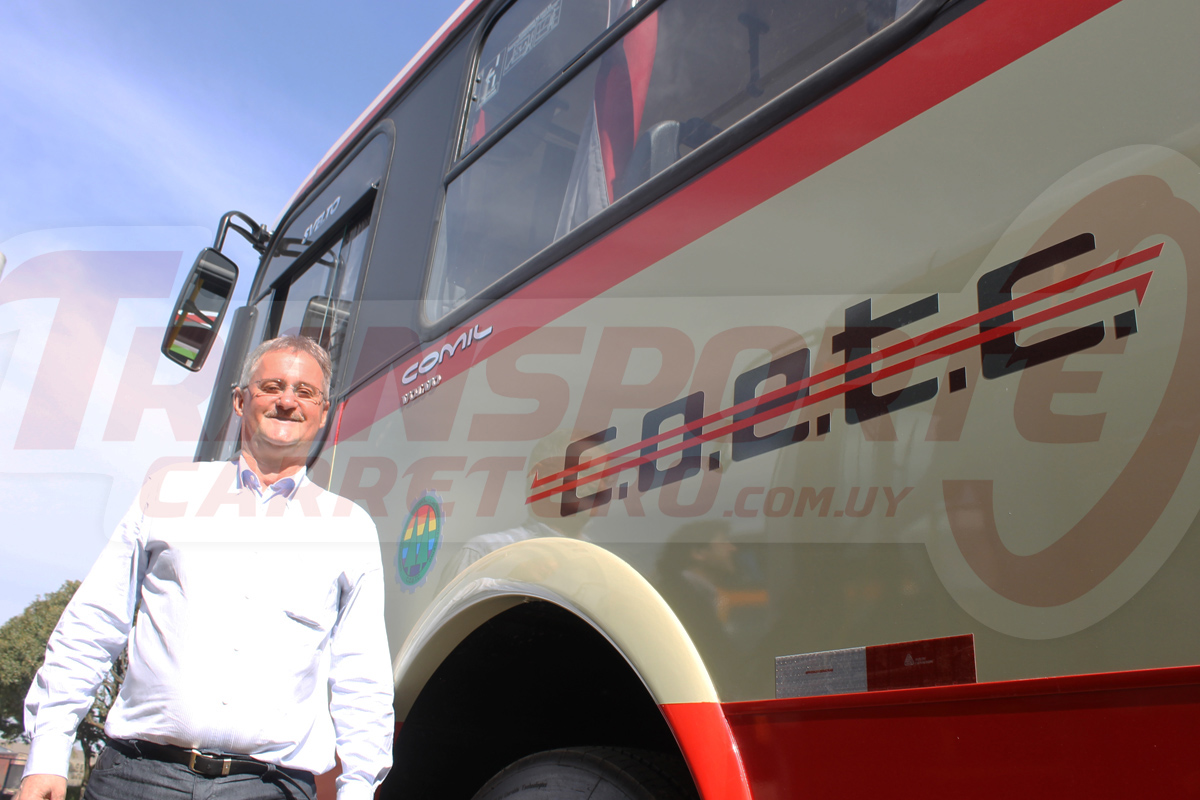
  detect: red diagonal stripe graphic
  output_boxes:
[533,243,1162,492]
[530,268,1154,504]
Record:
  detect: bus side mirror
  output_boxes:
[161,248,239,371]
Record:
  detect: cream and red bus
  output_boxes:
[164,0,1200,795]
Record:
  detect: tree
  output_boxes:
[0,581,126,787]
[0,581,80,741]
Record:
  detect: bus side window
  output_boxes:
[463,0,613,153]
[424,0,919,326]
[273,215,371,379]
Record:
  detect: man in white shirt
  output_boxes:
[19,336,394,800]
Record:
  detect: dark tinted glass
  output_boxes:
[463,0,617,153]
[427,0,914,324]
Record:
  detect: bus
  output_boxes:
[163,0,1200,796]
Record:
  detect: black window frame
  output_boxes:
[258,194,376,351]
[457,0,635,161]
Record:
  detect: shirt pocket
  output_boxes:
[280,578,338,641]
[284,607,330,630]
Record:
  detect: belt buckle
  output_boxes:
[187,749,232,777]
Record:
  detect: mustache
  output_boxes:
[264,407,306,422]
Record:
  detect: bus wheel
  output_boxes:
[471,746,698,800]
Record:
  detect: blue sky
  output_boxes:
[0,0,464,623]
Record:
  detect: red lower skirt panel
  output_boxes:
[716,665,1200,799]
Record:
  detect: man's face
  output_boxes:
[233,349,329,458]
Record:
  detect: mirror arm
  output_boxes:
[214,211,271,254]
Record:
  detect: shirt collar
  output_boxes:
[235,453,307,500]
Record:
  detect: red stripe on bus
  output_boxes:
[658,702,753,800]
[336,0,1123,443]
[332,399,345,448]
[530,243,1162,492]
[528,268,1155,503]
[720,664,1200,798]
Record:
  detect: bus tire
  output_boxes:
[471,746,699,800]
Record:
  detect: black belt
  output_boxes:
[105,737,312,783]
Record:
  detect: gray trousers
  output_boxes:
[83,746,317,800]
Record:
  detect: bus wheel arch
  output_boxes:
[385,599,694,799]
[383,538,750,799]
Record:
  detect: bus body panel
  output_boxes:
[224,0,1200,794]
[720,664,1200,797]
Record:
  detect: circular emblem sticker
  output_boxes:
[397,495,442,588]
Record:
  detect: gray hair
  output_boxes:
[239,336,333,398]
